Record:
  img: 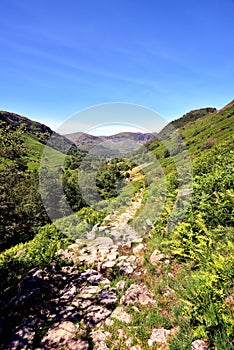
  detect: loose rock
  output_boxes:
[101,260,116,269]
[192,339,209,350]
[79,269,110,285]
[148,328,171,346]
[149,250,165,265]
[119,262,134,275]
[91,330,111,350]
[91,330,112,343]
[93,342,109,350]
[66,338,90,350]
[78,285,100,299]
[110,306,133,323]
[133,243,145,256]
[6,316,43,350]
[116,280,126,290]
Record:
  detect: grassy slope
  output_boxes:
[147,102,234,158]
[24,134,66,170]
[134,103,234,349]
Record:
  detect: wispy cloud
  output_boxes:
[0,35,166,93]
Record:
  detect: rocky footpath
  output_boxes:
[1,194,209,350]
[1,237,209,349]
[2,237,169,350]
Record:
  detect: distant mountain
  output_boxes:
[0,110,78,155]
[64,131,155,154]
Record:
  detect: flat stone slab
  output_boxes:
[72,297,94,309]
[101,260,117,269]
[60,282,77,301]
[98,289,118,306]
[78,285,100,299]
[39,321,79,349]
[79,269,110,285]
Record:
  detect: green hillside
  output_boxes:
[145,101,234,160]
[130,101,234,348]
[0,116,86,252]
[24,134,66,170]
[0,110,77,154]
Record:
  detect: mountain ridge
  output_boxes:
[64,131,155,152]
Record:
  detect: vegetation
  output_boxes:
[139,103,234,349]
[96,158,133,199]
[0,102,233,349]
[0,224,69,299]
[0,122,50,251]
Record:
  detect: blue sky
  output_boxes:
[0,0,234,133]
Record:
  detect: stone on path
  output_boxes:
[6,317,41,350]
[101,260,117,269]
[93,342,109,350]
[85,305,111,327]
[78,285,100,299]
[60,282,77,301]
[91,330,112,342]
[107,250,118,261]
[39,321,82,349]
[79,269,110,285]
[119,262,134,275]
[66,338,90,350]
[98,288,118,306]
[120,284,156,306]
[91,330,112,350]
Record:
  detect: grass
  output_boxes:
[24,133,68,169]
